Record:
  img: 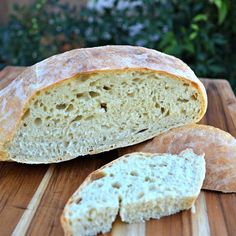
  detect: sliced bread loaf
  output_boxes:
[61,149,205,236]
[119,124,236,193]
[0,46,207,163]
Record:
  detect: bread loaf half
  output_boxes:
[120,124,236,193]
[61,150,205,236]
[0,46,207,163]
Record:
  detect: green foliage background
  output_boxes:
[0,0,235,90]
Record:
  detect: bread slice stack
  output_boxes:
[61,150,205,236]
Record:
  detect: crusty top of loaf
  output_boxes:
[0,46,207,158]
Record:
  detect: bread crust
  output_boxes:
[119,124,236,193]
[0,46,207,161]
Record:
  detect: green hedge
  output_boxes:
[0,0,235,90]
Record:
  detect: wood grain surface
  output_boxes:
[0,66,235,236]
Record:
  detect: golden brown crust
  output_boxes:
[0,46,207,161]
[119,124,236,193]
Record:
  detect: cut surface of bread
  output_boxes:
[120,124,236,193]
[61,150,205,236]
[0,46,207,163]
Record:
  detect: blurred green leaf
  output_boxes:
[191,24,199,31]
[212,0,229,24]
[193,14,208,22]
[189,32,197,40]
[0,0,235,91]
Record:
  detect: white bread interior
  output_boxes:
[8,70,203,163]
[61,150,205,236]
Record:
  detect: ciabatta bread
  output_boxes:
[61,150,205,236]
[120,124,236,193]
[0,46,207,163]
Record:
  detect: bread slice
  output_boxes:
[0,46,207,163]
[61,150,205,236]
[120,124,236,193]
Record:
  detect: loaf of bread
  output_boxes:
[120,124,236,193]
[0,46,207,163]
[61,150,205,236]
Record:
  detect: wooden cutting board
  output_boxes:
[0,66,236,236]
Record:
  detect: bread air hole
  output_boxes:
[76,92,87,99]
[149,164,156,168]
[89,81,97,86]
[64,141,69,148]
[132,78,142,82]
[149,185,156,191]
[145,176,151,182]
[112,182,121,189]
[100,103,107,112]
[89,209,97,218]
[34,117,42,126]
[66,104,74,112]
[103,85,111,90]
[177,98,189,103]
[127,92,134,97]
[89,91,100,98]
[160,163,168,167]
[80,75,90,82]
[137,128,148,134]
[75,198,82,204]
[155,103,160,108]
[138,192,144,199]
[33,100,39,107]
[56,103,67,110]
[130,171,138,176]
[72,115,83,122]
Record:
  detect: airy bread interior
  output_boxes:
[61,150,205,236]
[8,70,202,163]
